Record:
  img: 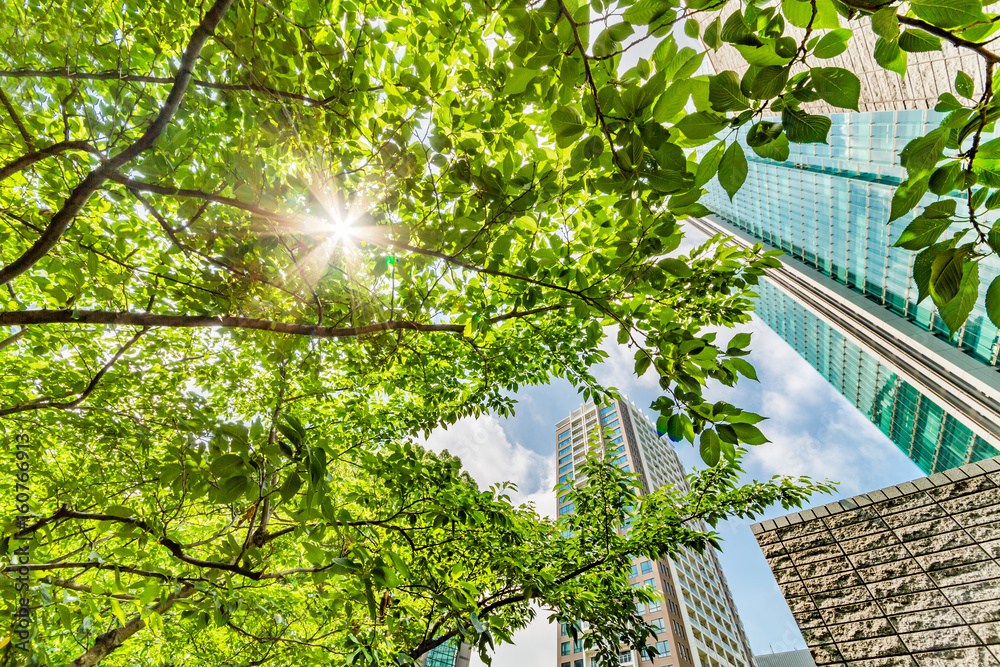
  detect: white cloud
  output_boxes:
[714,317,918,494]
[420,415,556,516]
[470,611,555,667]
[420,420,559,666]
[594,333,660,393]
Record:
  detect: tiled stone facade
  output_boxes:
[752,457,1000,666]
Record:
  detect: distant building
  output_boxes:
[752,456,1000,665]
[753,649,816,667]
[554,397,754,667]
[422,641,470,667]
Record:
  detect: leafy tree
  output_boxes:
[0,0,871,664]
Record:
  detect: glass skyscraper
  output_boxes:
[691,110,1000,474]
[422,641,469,667]
[754,280,998,473]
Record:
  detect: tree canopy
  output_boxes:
[3,0,989,662]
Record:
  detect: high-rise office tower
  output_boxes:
[554,397,755,667]
[690,108,1000,474]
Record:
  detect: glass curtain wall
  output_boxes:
[703,110,1000,366]
[755,280,999,473]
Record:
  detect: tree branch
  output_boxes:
[0,306,564,338]
[0,0,235,286]
[896,14,1000,63]
[0,326,148,416]
[0,309,464,336]
[0,86,34,150]
[0,68,376,107]
[0,326,27,351]
[0,140,101,181]
[69,584,199,667]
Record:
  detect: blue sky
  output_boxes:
[423,232,925,665]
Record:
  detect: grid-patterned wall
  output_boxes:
[755,280,999,474]
[702,110,1000,367]
[753,458,1000,667]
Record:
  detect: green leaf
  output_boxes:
[811,67,860,111]
[671,50,705,82]
[279,472,302,503]
[986,276,1000,327]
[210,453,244,477]
[813,29,852,58]
[551,106,586,147]
[675,111,729,140]
[703,18,722,50]
[110,599,127,626]
[751,133,790,161]
[503,67,537,96]
[470,611,486,634]
[747,121,782,147]
[893,214,953,250]
[218,475,249,504]
[635,349,652,376]
[900,128,948,176]
[734,44,793,67]
[956,71,975,99]
[749,66,789,99]
[364,579,377,620]
[782,108,831,144]
[874,37,907,77]
[929,247,967,306]
[718,142,748,200]
[653,141,686,170]
[584,135,604,160]
[684,18,699,38]
[871,7,899,38]
[694,142,725,187]
[699,429,721,466]
[622,0,673,24]
[977,137,1000,159]
[731,422,769,445]
[889,176,930,221]
[708,71,749,112]
[899,28,942,52]
[910,0,984,28]
[914,240,955,303]
[929,162,961,195]
[652,80,693,123]
[937,261,979,335]
[720,11,760,46]
[783,0,840,29]
[728,332,752,350]
[646,169,694,194]
[972,186,990,210]
[660,257,693,278]
[935,93,964,112]
[104,505,134,518]
[729,357,758,381]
